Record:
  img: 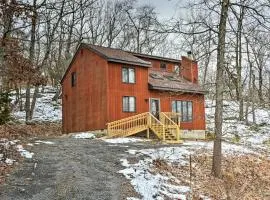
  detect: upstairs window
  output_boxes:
[122,67,135,83]
[71,72,77,87]
[123,96,136,112]
[174,65,180,75]
[160,62,167,70]
[172,100,193,122]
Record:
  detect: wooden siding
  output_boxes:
[107,62,149,122]
[62,48,108,133]
[107,62,205,130]
[135,57,179,72]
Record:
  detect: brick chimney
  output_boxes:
[180,55,198,84]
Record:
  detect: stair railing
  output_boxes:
[160,112,181,141]
[107,112,149,137]
[148,112,165,140]
[161,112,181,126]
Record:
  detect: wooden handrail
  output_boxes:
[160,112,181,141]
[107,112,149,126]
[107,112,181,141]
[162,112,181,125]
[148,112,165,140]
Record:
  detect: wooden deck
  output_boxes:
[107,112,182,143]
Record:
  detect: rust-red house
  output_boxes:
[61,43,206,140]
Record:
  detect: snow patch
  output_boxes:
[103,137,145,144]
[35,140,55,144]
[16,145,34,159]
[5,158,15,165]
[73,132,96,139]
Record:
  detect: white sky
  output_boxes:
[137,0,183,20]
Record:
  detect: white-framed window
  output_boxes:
[172,100,193,122]
[122,67,135,83]
[174,65,180,75]
[123,96,136,112]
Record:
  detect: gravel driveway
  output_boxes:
[0,138,137,200]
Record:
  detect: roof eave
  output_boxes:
[148,85,207,94]
[131,52,181,63]
[108,58,151,67]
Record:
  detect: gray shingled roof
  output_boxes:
[82,43,151,67]
[148,69,206,94]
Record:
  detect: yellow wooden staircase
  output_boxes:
[107,112,182,143]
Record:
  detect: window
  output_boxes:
[163,75,180,82]
[174,65,180,75]
[122,67,135,83]
[160,62,167,69]
[172,100,193,122]
[123,96,136,112]
[149,73,163,80]
[71,72,76,87]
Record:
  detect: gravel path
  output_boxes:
[0,138,137,200]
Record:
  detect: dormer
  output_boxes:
[131,52,181,73]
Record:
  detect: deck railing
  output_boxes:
[161,112,181,125]
[148,113,165,140]
[107,112,149,137]
[160,112,181,141]
[107,112,181,141]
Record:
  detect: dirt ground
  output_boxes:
[0,137,141,200]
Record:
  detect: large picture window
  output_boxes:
[122,67,135,83]
[123,96,136,112]
[172,100,193,122]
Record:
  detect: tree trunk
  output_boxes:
[25,84,31,122]
[212,0,230,178]
[252,73,256,124]
[25,0,37,122]
[245,39,252,125]
[30,86,39,118]
[258,66,263,105]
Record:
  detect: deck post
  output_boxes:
[146,128,149,139]
[162,126,165,141]
[176,127,180,141]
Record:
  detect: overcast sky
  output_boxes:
[137,0,183,20]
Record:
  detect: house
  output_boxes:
[61,43,206,141]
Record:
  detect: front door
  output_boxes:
[150,98,160,119]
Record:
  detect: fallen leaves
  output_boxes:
[153,152,270,200]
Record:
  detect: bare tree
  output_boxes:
[212,0,230,178]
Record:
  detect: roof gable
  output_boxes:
[82,43,151,67]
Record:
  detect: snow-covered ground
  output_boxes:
[11,86,61,123]
[0,139,34,164]
[110,138,261,200]
[114,100,270,200]
[205,100,270,150]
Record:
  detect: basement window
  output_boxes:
[172,100,193,122]
[123,96,136,112]
[71,72,77,87]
